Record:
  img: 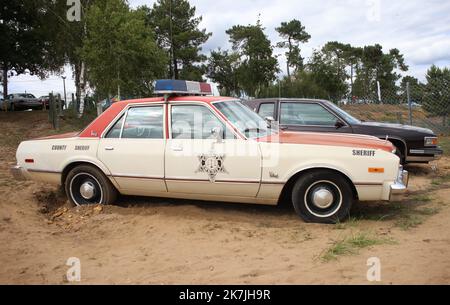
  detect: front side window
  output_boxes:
[258,103,275,119]
[280,103,339,126]
[171,105,234,139]
[106,106,164,139]
[214,100,273,138]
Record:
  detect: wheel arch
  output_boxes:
[277,167,358,207]
[61,160,111,186]
[387,137,407,162]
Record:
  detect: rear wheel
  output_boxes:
[65,165,117,206]
[291,170,354,224]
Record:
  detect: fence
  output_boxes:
[263,80,450,136]
[339,81,450,136]
[46,93,97,130]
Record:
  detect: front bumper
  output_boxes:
[390,166,409,195]
[10,165,28,181]
[407,147,443,163]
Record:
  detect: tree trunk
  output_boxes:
[173,55,179,79]
[287,38,292,79]
[78,61,86,117]
[350,64,354,99]
[2,63,7,98]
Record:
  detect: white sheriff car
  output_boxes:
[11,80,408,223]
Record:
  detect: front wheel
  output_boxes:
[65,165,117,206]
[291,170,354,224]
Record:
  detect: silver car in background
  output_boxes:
[3,93,43,111]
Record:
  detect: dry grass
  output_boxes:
[322,231,396,262]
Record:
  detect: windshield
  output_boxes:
[325,102,361,124]
[214,100,273,138]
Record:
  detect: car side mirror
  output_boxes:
[211,126,224,142]
[265,116,276,123]
[335,120,345,129]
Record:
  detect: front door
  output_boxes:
[165,103,261,197]
[280,102,353,133]
[98,105,167,194]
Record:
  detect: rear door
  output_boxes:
[98,104,167,194]
[279,102,353,133]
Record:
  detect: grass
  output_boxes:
[439,136,450,156]
[334,217,360,230]
[322,231,395,262]
[409,194,433,203]
[431,174,450,186]
[394,206,440,230]
[395,215,424,230]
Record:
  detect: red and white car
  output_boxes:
[11,80,408,223]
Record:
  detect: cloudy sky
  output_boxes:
[7,0,450,98]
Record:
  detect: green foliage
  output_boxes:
[206,49,241,96]
[276,19,311,77]
[81,0,167,98]
[423,65,450,125]
[225,19,279,97]
[353,44,408,103]
[147,0,211,80]
[0,0,66,95]
[400,75,425,104]
[261,71,328,99]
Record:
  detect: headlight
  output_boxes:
[424,137,438,147]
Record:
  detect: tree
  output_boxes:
[262,71,328,99]
[207,49,241,96]
[423,65,450,126]
[0,0,65,98]
[353,44,408,103]
[276,19,311,78]
[81,0,167,98]
[147,0,211,80]
[400,75,424,104]
[306,49,348,101]
[226,19,279,97]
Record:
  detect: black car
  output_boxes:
[245,98,443,164]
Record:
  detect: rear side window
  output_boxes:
[258,103,275,119]
[122,106,164,139]
[106,115,125,138]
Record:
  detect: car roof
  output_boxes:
[79,95,237,138]
[248,98,331,104]
[115,95,236,107]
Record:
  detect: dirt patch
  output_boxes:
[0,111,449,284]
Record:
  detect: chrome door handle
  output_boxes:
[171,145,183,152]
[105,147,114,151]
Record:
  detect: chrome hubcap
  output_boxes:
[80,182,96,200]
[312,188,334,209]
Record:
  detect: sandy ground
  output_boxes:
[0,111,449,284]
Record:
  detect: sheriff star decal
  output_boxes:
[196,152,228,183]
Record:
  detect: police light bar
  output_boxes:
[155,79,212,96]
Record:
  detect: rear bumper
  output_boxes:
[10,165,28,181]
[406,147,443,163]
[390,166,409,197]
